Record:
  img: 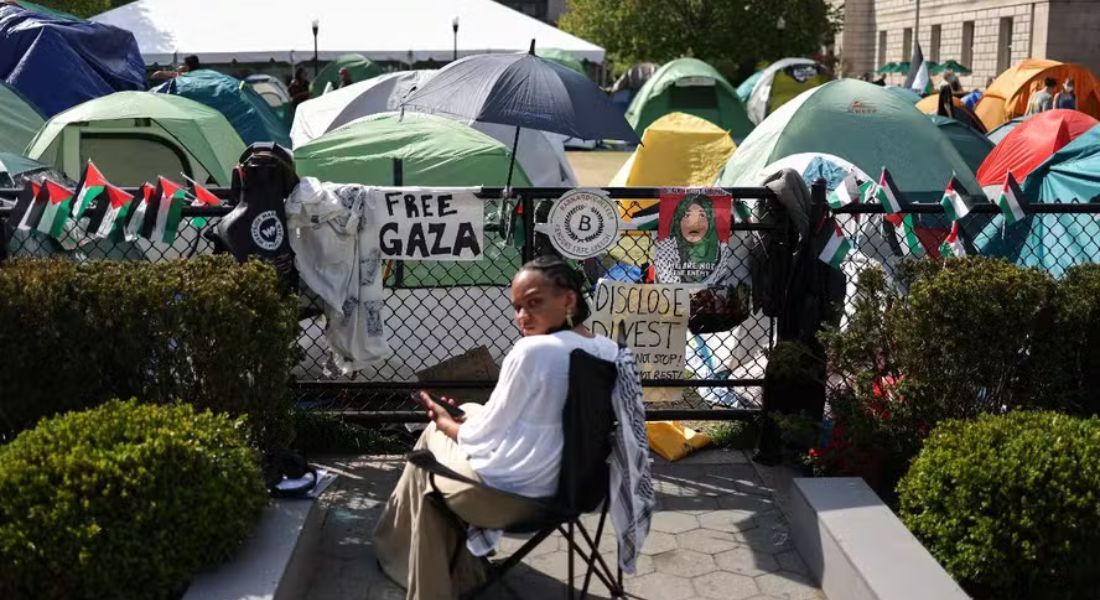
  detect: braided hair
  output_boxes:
[518,255,592,323]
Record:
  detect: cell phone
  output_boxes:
[415,392,466,419]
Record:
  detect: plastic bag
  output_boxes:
[646,421,712,462]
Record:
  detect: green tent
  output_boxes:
[154,70,291,147]
[1,81,44,154]
[295,112,532,286]
[310,54,384,98]
[930,115,994,175]
[625,58,754,142]
[536,48,585,75]
[0,152,58,187]
[26,91,245,186]
[717,79,980,202]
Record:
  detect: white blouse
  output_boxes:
[457,331,619,498]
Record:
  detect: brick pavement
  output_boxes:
[302,449,824,600]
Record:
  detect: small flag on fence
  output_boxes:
[818,224,852,269]
[939,221,967,257]
[734,199,753,223]
[125,182,156,241]
[35,180,74,240]
[859,179,876,203]
[8,180,41,233]
[72,161,107,221]
[87,184,135,241]
[940,176,972,222]
[996,172,1027,225]
[183,174,221,227]
[889,213,925,257]
[874,168,903,215]
[827,173,859,209]
[141,177,187,244]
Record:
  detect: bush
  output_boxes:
[898,412,1100,599]
[0,257,299,451]
[0,399,268,599]
[292,409,411,455]
[1050,264,1100,414]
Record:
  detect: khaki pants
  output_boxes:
[373,404,541,600]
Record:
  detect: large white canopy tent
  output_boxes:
[91,0,604,66]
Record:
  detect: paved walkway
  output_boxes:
[303,449,824,600]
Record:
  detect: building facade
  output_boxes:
[833,0,1100,88]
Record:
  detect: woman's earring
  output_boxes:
[566,311,574,328]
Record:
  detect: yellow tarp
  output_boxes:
[975,59,1100,129]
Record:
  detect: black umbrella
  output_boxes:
[402,40,640,186]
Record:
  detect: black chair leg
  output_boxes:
[581,501,611,596]
[567,521,575,600]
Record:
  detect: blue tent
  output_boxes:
[972,126,1100,277]
[155,70,292,147]
[0,4,144,117]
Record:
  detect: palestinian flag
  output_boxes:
[630,202,659,230]
[888,213,925,257]
[35,180,75,240]
[939,221,966,258]
[874,168,903,215]
[73,161,107,221]
[125,183,156,241]
[858,179,876,202]
[734,200,753,223]
[183,174,222,227]
[818,223,852,269]
[87,184,135,241]
[940,177,971,222]
[996,172,1027,225]
[827,173,859,209]
[8,180,42,233]
[143,177,187,244]
[904,43,933,95]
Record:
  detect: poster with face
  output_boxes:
[654,189,733,284]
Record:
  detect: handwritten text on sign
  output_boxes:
[589,282,692,384]
[377,189,484,261]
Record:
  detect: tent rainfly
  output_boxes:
[90,0,604,65]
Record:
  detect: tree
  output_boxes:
[17,0,130,19]
[559,0,836,78]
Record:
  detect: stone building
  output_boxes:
[833,0,1100,88]
[495,0,568,24]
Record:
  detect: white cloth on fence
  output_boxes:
[286,177,391,372]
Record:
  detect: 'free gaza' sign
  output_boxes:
[376,188,484,261]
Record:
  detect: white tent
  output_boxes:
[292,70,577,187]
[90,0,604,66]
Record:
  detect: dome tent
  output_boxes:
[310,54,384,97]
[718,79,979,202]
[612,112,735,188]
[976,109,1097,191]
[26,92,245,186]
[624,58,753,142]
[746,58,831,124]
[0,81,44,154]
[930,115,994,175]
[244,74,292,123]
[154,70,291,147]
[975,59,1100,130]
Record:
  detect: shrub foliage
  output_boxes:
[898,411,1100,599]
[0,256,299,450]
[0,399,268,599]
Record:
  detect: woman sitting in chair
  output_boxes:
[374,255,619,599]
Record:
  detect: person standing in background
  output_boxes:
[1026,77,1057,115]
[288,67,310,106]
[337,67,354,89]
[1055,78,1077,110]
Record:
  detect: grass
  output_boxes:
[703,419,760,450]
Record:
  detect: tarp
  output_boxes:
[746,58,831,124]
[625,58,753,142]
[975,59,1100,130]
[717,79,980,202]
[0,4,144,117]
[290,70,574,187]
[975,109,1097,189]
[90,0,604,65]
[154,70,291,147]
[0,81,44,154]
[930,115,994,175]
[26,91,245,185]
[310,54,384,97]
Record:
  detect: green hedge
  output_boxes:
[0,399,268,599]
[0,257,299,451]
[898,412,1100,599]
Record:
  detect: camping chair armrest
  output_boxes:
[406,450,558,512]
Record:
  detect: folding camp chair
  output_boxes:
[407,348,624,599]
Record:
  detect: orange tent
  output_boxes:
[914,94,986,133]
[974,59,1100,130]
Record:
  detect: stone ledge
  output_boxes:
[183,497,326,600]
[788,477,969,600]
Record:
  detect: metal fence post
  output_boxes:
[521,194,535,264]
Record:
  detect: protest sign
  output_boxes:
[376,188,484,261]
[589,281,695,402]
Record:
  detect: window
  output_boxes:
[930,24,942,63]
[903,27,913,60]
[81,133,192,188]
[961,21,975,68]
[878,30,888,68]
[997,17,1014,73]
